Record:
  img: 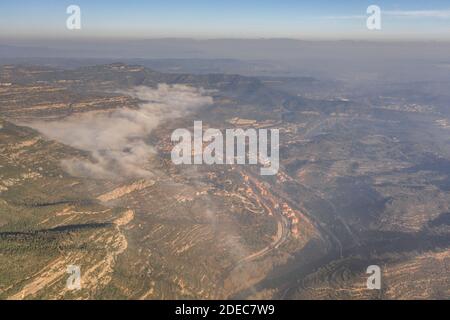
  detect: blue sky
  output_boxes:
[1,0,449,40]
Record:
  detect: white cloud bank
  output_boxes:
[29,84,213,180]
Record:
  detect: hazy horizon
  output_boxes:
[1,0,450,41]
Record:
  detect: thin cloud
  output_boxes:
[321,15,365,20]
[324,9,450,20]
[385,9,450,18]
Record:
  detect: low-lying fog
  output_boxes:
[28,84,212,180]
